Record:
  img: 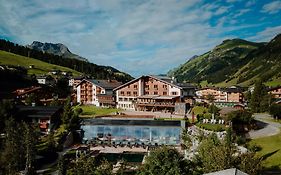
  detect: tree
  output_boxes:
[269,104,281,119]
[196,134,261,175]
[227,110,253,133]
[250,80,269,113]
[244,90,252,103]
[67,155,112,175]
[1,119,26,174]
[58,156,67,175]
[62,97,72,126]
[54,77,70,98]
[23,123,37,175]
[0,99,17,133]
[181,129,192,150]
[138,147,195,175]
[235,152,261,175]
[206,94,215,103]
[208,104,220,116]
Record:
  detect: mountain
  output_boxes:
[168,35,281,87]
[27,41,88,62]
[0,39,133,83]
[229,34,281,87]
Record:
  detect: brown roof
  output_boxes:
[113,75,195,91]
[77,79,122,89]
[219,107,240,116]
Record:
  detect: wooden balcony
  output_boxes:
[136,102,175,107]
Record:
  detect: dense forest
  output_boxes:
[0,39,133,83]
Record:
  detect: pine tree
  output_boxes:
[23,123,37,175]
[250,80,268,113]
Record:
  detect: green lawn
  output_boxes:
[76,105,121,117]
[249,133,281,169]
[192,106,209,116]
[0,50,81,76]
[196,123,226,131]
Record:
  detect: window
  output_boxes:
[127,91,131,96]
[163,92,167,95]
[145,85,149,89]
[145,91,149,95]
[154,91,158,95]
[134,85,137,89]
[133,91,138,96]
[118,98,123,101]
[120,91,124,95]
[128,85,130,88]
[163,85,168,89]
[172,92,177,95]
[154,85,158,89]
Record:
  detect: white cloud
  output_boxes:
[245,0,256,7]
[247,25,281,41]
[233,9,251,18]
[0,0,277,76]
[261,1,281,14]
[226,0,242,3]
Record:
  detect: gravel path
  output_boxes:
[247,113,281,139]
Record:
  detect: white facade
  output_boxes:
[77,85,81,103]
[37,78,46,84]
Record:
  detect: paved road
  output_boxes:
[247,113,281,139]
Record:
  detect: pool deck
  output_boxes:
[90,145,149,153]
[120,110,190,119]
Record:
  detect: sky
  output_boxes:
[0,0,281,77]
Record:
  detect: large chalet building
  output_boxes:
[196,86,244,107]
[113,75,195,113]
[76,79,122,107]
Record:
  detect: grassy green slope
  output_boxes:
[169,39,263,85]
[0,50,82,76]
[220,34,281,87]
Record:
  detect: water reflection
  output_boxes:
[82,125,181,145]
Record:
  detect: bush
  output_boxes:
[236,136,246,145]
[204,113,212,119]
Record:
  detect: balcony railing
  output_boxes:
[136,102,175,107]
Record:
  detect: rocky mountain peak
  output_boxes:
[27,41,88,62]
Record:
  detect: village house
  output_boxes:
[69,76,85,90]
[268,86,281,101]
[13,86,42,99]
[196,86,244,107]
[36,75,55,85]
[16,105,62,134]
[113,75,195,113]
[76,79,122,107]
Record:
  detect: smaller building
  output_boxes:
[76,79,122,107]
[13,86,42,99]
[196,86,244,106]
[69,76,85,89]
[268,86,281,101]
[36,75,55,85]
[16,105,62,133]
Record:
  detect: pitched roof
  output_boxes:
[113,75,195,91]
[16,105,62,118]
[77,79,122,89]
[268,85,281,92]
[204,168,248,175]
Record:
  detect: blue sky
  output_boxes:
[0,0,281,77]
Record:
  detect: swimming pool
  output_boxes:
[82,119,184,145]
